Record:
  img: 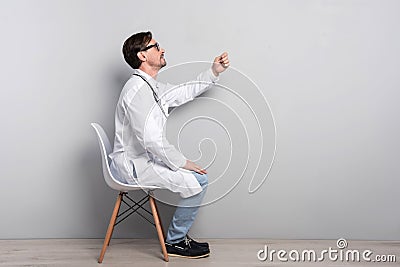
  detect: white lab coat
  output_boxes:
[109,68,218,198]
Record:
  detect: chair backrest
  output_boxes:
[91,122,127,191]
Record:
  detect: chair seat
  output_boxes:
[111,182,161,193]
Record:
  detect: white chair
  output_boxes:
[91,123,169,263]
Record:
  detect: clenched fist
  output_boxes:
[212,52,230,77]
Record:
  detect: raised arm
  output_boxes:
[159,52,230,107]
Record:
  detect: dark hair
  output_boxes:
[122,31,152,69]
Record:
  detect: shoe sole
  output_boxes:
[167,252,210,259]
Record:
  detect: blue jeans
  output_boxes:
[165,172,208,244]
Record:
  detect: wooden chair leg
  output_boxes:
[107,193,123,246]
[98,192,123,263]
[153,196,166,239]
[149,195,169,262]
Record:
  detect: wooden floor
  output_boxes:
[0,239,398,267]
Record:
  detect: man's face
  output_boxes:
[143,39,166,69]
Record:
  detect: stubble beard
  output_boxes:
[160,57,167,68]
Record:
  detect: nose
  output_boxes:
[161,47,165,53]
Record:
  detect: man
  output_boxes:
[109,31,229,258]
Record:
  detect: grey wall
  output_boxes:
[0,0,399,240]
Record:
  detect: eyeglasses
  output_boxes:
[141,42,160,52]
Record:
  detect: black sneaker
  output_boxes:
[186,235,209,249]
[166,237,210,259]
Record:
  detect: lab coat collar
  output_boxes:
[132,69,159,90]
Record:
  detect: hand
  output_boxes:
[212,52,230,77]
[182,160,208,175]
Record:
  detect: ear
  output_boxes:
[137,51,146,62]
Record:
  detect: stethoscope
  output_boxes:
[132,74,168,118]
